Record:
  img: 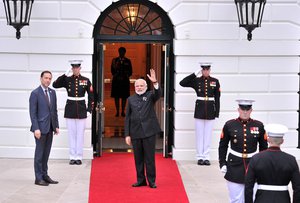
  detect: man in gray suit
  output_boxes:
[125,69,161,189]
[29,70,59,186]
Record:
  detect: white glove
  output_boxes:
[87,112,91,117]
[65,67,72,76]
[220,165,227,173]
[194,69,201,77]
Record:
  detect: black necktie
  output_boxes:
[45,89,50,106]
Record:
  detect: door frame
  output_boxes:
[91,0,175,157]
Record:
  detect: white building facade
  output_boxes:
[0,0,299,160]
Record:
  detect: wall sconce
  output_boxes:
[235,0,266,41]
[3,0,34,39]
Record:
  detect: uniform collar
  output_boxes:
[72,74,81,78]
[237,117,252,124]
[267,146,281,151]
[201,76,210,80]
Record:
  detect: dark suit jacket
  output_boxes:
[125,87,161,139]
[29,86,59,134]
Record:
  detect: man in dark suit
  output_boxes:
[125,69,161,189]
[245,124,300,203]
[29,70,59,186]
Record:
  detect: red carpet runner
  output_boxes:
[89,153,189,203]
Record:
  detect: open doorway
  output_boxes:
[101,43,164,152]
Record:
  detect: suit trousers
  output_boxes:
[132,135,156,185]
[34,131,53,181]
[195,118,215,160]
[66,118,86,160]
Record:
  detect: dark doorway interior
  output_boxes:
[102,42,164,152]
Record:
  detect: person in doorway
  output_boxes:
[125,69,161,189]
[29,70,59,186]
[245,123,300,203]
[53,60,94,165]
[179,63,221,165]
[111,47,133,117]
[218,99,268,203]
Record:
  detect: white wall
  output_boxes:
[167,0,300,160]
[0,0,299,160]
[0,0,97,159]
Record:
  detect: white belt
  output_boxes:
[197,97,215,101]
[257,184,288,191]
[229,149,256,158]
[67,96,85,101]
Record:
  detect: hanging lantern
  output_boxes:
[3,0,34,39]
[235,0,266,41]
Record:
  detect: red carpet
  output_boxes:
[88,153,189,203]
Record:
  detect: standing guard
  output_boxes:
[218,99,268,203]
[180,62,221,165]
[53,60,94,165]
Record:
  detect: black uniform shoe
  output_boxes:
[75,160,82,165]
[149,183,157,189]
[35,180,49,186]
[121,112,125,117]
[115,112,119,117]
[203,160,211,166]
[69,160,76,165]
[132,181,147,187]
[197,159,204,165]
[44,176,59,184]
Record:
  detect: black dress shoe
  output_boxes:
[149,183,157,189]
[197,159,204,165]
[35,180,49,186]
[121,112,125,117]
[203,160,211,166]
[69,160,76,165]
[132,181,147,187]
[44,176,59,184]
[115,113,119,117]
[75,160,82,165]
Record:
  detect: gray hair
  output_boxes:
[134,78,147,87]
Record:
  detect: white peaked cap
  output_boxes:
[265,123,288,138]
[69,60,83,66]
[236,99,255,106]
[199,62,212,68]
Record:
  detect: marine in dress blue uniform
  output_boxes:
[218,99,268,203]
[245,124,300,203]
[53,60,94,165]
[179,63,221,165]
